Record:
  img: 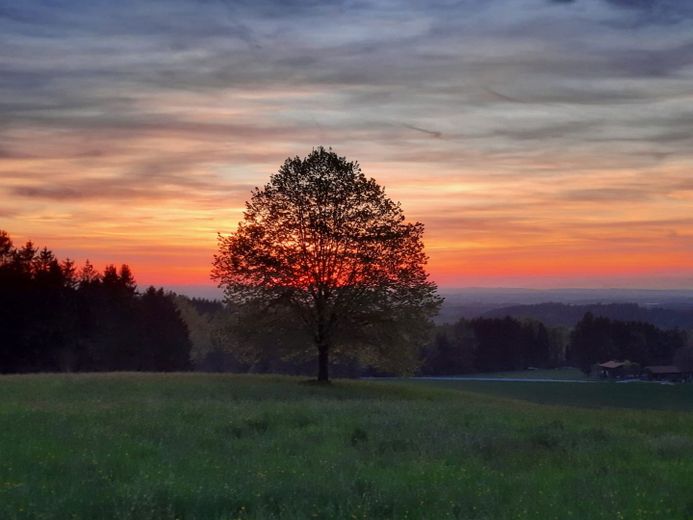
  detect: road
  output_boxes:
[368,376,671,384]
[371,376,599,383]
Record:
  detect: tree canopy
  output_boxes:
[212,147,442,381]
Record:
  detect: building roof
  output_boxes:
[644,365,683,375]
[599,360,626,369]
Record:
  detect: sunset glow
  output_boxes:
[2,1,692,291]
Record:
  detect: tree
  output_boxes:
[568,312,685,374]
[421,321,476,376]
[0,230,195,373]
[138,288,192,371]
[569,312,612,374]
[674,344,693,371]
[212,147,442,381]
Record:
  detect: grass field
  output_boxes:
[423,380,693,412]
[1,374,693,519]
[459,368,588,381]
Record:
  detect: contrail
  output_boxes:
[402,123,443,138]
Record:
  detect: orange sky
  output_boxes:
[2,1,693,292]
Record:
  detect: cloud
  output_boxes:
[1,0,692,286]
[558,188,655,202]
[604,0,693,19]
[9,167,254,203]
[548,0,693,22]
[401,123,443,139]
[0,207,18,218]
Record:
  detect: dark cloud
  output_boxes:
[482,87,526,104]
[577,218,693,231]
[492,121,597,141]
[0,207,18,218]
[0,5,38,23]
[607,0,657,8]
[609,43,693,78]
[401,124,442,139]
[10,175,254,202]
[12,186,83,201]
[604,0,693,15]
[558,188,654,202]
[548,0,693,21]
[603,0,693,26]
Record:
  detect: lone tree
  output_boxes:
[212,147,442,381]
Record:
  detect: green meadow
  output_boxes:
[423,379,693,412]
[1,374,692,519]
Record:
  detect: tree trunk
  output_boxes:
[317,343,329,382]
[315,298,330,382]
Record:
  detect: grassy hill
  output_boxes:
[1,374,692,519]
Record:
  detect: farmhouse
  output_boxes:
[643,365,692,383]
[597,360,628,379]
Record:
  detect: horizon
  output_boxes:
[2,0,693,290]
[162,283,693,302]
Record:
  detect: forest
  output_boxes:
[421,314,688,376]
[0,231,190,373]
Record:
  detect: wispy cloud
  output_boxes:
[1,0,692,287]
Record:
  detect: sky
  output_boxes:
[1,0,693,292]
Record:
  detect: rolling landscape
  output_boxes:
[435,289,693,326]
[2,0,693,518]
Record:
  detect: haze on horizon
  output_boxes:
[1,0,692,291]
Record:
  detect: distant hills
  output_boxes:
[169,285,693,330]
[436,288,693,329]
[480,303,693,330]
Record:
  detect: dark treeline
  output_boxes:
[176,297,363,377]
[2,230,689,376]
[420,317,565,375]
[481,302,693,330]
[0,231,191,373]
[568,312,687,374]
[420,314,688,376]
[136,296,692,377]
